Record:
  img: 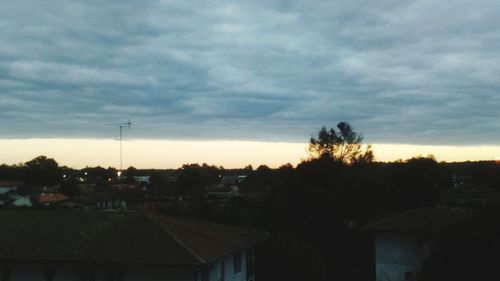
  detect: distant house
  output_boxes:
[222,175,247,186]
[0,210,269,281]
[364,208,473,281]
[133,176,151,185]
[0,180,22,194]
[11,196,32,208]
[206,185,240,205]
[35,193,69,206]
[77,183,96,194]
[71,192,127,211]
[439,184,500,209]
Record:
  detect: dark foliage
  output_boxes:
[177,163,221,191]
[23,156,61,187]
[419,211,500,281]
[309,122,373,164]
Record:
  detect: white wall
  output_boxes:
[201,248,253,281]
[375,234,432,281]
[2,247,256,281]
[1,264,194,281]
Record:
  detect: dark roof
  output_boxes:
[0,181,23,188]
[363,207,475,235]
[441,184,500,199]
[0,210,269,266]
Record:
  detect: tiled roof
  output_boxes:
[0,210,269,265]
[37,193,69,203]
[147,213,270,263]
[363,207,475,235]
[0,181,23,188]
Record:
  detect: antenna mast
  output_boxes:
[107,119,132,175]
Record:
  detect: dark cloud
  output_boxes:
[1,0,500,145]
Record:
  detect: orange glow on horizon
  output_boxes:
[0,138,499,169]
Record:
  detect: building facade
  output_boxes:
[0,210,268,281]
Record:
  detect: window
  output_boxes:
[107,271,123,281]
[78,270,95,281]
[246,248,255,281]
[196,270,209,281]
[234,252,241,273]
[1,268,10,281]
[220,259,225,281]
[43,269,55,281]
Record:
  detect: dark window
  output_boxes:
[107,271,123,281]
[78,270,95,281]
[234,252,241,273]
[43,269,55,281]
[1,268,10,281]
[203,270,209,281]
[246,248,255,280]
[220,259,225,281]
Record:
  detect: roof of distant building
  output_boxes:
[441,184,500,199]
[363,207,476,235]
[0,210,269,266]
[37,193,69,203]
[0,181,23,188]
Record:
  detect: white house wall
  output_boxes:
[0,264,194,281]
[375,234,432,281]
[201,248,250,281]
[1,248,254,281]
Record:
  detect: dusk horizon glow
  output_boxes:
[1,138,499,169]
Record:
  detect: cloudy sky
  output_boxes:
[1,0,500,167]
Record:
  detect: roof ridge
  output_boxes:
[142,211,206,264]
[364,207,428,230]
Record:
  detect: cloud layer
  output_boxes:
[1,0,500,145]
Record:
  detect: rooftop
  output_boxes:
[363,207,476,235]
[0,210,269,266]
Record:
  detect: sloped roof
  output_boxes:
[0,210,269,266]
[441,184,500,199]
[363,207,475,235]
[0,181,23,188]
[37,193,69,203]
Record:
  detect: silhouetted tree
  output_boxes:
[177,163,221,191]
[23,156,61,187]
[309,122,373,164]
[0,164,24,181]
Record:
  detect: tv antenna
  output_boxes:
[106,119,132,175]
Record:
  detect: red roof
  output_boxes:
[37,193,69,203]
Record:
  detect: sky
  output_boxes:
[1,0,500,168]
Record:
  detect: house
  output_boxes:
[133,176,151,185]
[11,196,32,207]
[364,208,474,281]
[222,175,247,186]
[206,185,240,205]
[0,181,22,190]
[77,183,96,194]
[439,184,500,209]
[34,193,69,206]
[0,181,22,195]
[0,210,269,281]
[72,192,128,211]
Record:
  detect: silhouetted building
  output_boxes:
[364,208,474,281]
[439,184,500,209]
[0,210,269,281]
